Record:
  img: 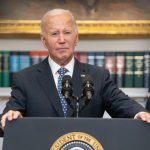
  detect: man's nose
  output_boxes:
[58,33,65,43]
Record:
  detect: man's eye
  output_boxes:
[64,31,72,35]
[51,32,59,36]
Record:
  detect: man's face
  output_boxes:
[41,13,78,66]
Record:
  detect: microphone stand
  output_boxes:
[75,95,85,118]
[69,96,80,118]
[63,91,93,118]
[67,95,83,118]
[66,95,80,118]
[76,97,79,118]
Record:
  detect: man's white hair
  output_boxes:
[41,9,77,34]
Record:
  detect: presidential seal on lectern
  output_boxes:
[50,132,104,150]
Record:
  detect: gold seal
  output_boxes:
[50,132,104,150]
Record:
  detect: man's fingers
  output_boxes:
[13,111,22,119]
[1,113,8,129]
[136,112,150,123]
[1,110,22,129]
[7,110,14,121]
[141,113,150,123]
[7,110,22,120]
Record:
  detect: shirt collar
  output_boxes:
[48,56,75,76]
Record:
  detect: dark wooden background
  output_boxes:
[0,0,150,20]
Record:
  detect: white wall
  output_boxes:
[0,39,150,51]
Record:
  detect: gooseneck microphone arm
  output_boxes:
[62,75,94,117]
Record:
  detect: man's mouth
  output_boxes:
[56,47,68,51]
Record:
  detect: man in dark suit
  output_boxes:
[1,9,150,128]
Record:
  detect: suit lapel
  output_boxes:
[67,59,88,117]
[36,58,64,117]
[72,60,83,98]
[72,59,89,97]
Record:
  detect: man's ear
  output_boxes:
[41,35,47,49]
[75,33,78,46]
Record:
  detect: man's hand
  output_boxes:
[1,110,22,129]
[135,111,150,123]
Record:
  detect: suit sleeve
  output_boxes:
[3,73,26,115]
[101,69,146,118]
[146,85,150,111]
[146,99,150,111]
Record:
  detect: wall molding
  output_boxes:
[0,20,150,39]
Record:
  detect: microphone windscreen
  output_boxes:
[83,75,93,85]
[62,75,72,85]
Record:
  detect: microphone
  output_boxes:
[62,75,73,100]
[82,75,94,100]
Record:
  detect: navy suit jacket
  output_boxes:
[3,58,146,118]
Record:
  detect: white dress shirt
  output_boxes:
[48,56,75,89]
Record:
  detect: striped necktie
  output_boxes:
[57,67,68,117]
